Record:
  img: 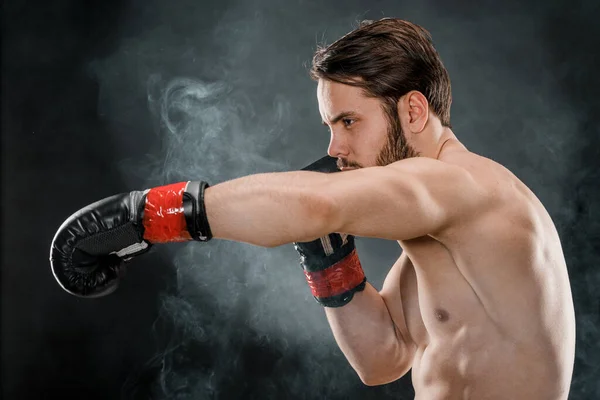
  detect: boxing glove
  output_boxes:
[293,156,367,307]
[49,181,212,298]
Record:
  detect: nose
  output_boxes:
[327,130,349,159]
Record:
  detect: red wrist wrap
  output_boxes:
[303,249,365,298]
[142,182,192,243]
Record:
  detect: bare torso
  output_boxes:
[383,142,576,399]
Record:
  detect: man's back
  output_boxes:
[387,141,576,399]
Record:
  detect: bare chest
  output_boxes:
[396,236,492,346]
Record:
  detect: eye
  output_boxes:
[342,118,355,128]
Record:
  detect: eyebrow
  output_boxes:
[321,111,358,126]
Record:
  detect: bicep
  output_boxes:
[380,253,418,364]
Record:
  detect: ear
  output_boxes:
[397,91,429,134]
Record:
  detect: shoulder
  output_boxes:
[385,156,489,203]
[324,154,501,240]
[389,156,501,228]
[385,156,468,176]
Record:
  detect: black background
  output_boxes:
[2,0,599,399]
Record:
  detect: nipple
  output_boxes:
[434,308,450,322]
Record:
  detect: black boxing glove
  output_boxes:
[293,156,367,307]
[49,181,212,298]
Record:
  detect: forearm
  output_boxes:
[325,283,410,385]
[205,171,335,247]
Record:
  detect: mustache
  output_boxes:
[336,158,363,169]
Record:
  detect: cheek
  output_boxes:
[358,121,389,151]
[350,125,388,166]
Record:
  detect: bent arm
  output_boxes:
[325,282,415,385]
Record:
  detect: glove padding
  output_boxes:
[50,191,149,298]
[294,156,366,307]
[50,181,211,298]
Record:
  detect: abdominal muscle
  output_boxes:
[411,325,526,400]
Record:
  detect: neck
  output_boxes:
[433,129,456,159]
[410,123,460,159]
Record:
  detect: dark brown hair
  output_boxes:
[310,18,452,127]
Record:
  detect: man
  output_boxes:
[50,19,575,399]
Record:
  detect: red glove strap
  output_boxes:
[303,249,365,298]
[142,182,192,243]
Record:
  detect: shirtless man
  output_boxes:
[50,19,575,399]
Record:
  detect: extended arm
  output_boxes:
[206,157,489,246]
[205,170,336,247]
[50,156,486,298]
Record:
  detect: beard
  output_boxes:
[336,102,419,170]
[376,105,420,166]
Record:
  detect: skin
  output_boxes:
[205,79,576,399]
